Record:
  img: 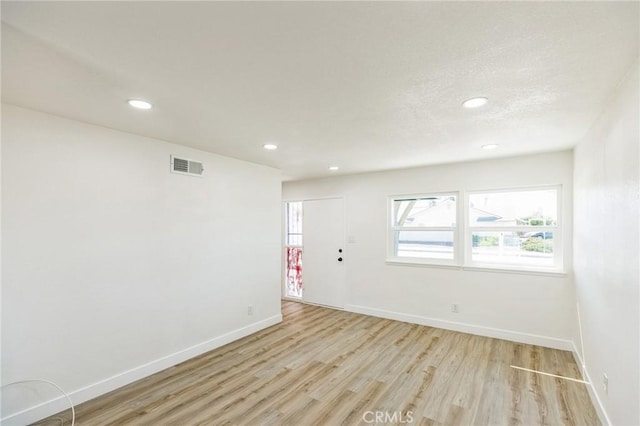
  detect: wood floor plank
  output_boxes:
[39,301,600,426]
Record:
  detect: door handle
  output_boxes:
[338,257,343,262]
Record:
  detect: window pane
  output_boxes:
[393,195,456,227]
[471,231,554,267]
[285,247,303,298]
[286,201,303,246]
[469,189,557,227]
[287,234,302,246]
[395,231,454,260]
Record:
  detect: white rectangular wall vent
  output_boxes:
[171,155,204,177]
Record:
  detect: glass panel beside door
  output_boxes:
[285,201,303,298]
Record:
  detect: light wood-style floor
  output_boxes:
[40,301,599,426]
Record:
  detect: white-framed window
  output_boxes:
[388,193,458,264]
[466,186,561,271]
[285,201,303,247]
[386,186,563,273]
[284,201,303,298]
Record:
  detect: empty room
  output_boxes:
[1,2,638,426]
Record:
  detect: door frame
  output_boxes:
[281,196,347,306]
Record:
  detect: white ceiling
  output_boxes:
[2,2,638,181]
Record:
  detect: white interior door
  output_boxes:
[303,198,345,308]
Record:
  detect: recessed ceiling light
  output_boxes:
[263,143,278,150]
[328,166,339,171]
[462,97,488,108]
[127,99,152,110]
[482,144,499,150]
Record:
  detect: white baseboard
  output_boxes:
[1,314,282,426]
[345,304,573,351]
[571,342,611,426]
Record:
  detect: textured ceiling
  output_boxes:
[2,2,638,181]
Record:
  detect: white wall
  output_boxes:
[284,151,575,348]
[573,60,639,426]
[0,102,3,422]
[1,105,282,422]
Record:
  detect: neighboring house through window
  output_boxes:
[467,187,561,270]
[389,194,458,265]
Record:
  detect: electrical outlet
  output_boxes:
[603,373,608,395]
[248,305,253,316]
[451,304,459,313]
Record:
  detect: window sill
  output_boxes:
[385,259,567,277]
